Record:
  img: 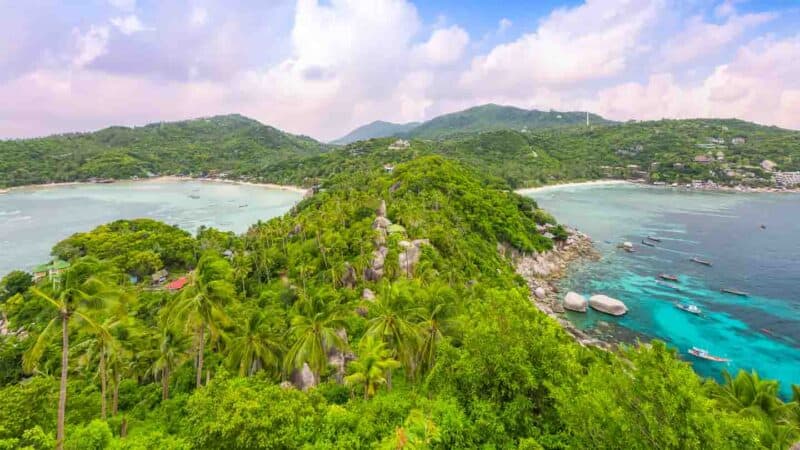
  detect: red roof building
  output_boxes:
[166,276,189,291]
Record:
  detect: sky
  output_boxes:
[1,0,799,141]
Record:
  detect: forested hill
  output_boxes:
[0,114,326,188]
[330,120,420,145]
[263,117,800,189]
[3,155,796,448]
[331,104,615,143]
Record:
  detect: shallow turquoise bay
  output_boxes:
[526,184,800,396]
[0,180,302,277]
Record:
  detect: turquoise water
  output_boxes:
[0,180,302,277]
[527,184,800,396]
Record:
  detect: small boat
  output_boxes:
[690,257,712,266]
[761,328,776,337]
[647,236,662,242]
[641,239,655,247]
[720,288,749,297]
[189,194,201,199]
[656,280,681,291]
[676,303,702,315]
[659,273,679,282]
[688,347,730,362]
[624,247,637,253]
[760,224,766,229]
[239,204,249,208]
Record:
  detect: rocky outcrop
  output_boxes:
[534,287,546,299]
[364,246,388,281]
[341,263,357,288]
[563,292,588,312]
[327,329,355,384]
[290,363,317,391]
[0,312,8,336]
[398,239,429,277]
[589,295,628,316]
[362,288,376,301]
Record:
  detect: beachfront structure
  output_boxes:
[32,260,70,283]
[775,171,800,187]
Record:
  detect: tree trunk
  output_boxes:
[162,367,170,400]
[100,347,107,420]
[386,368,393,391]
[57,312,69,450]
[196,326,205,388]
[112,372,120,415]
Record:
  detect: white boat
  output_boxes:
[688,347,729,362]
[676,303,702,315]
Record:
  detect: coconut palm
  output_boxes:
[22,258,120,450]
[415,299,455,377]
[170,252,235,388]
[149,321,191,400]
[73,317,121,420]
[284,289,349,385]
[345,336,400,399]
[716,369,786,420]
[365,283,421,387]
[227,310,284,377]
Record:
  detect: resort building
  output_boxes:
[151,269,169,285]
[32,260,70,283]
[166,276,189,291]
[731,137,747,145]
[775,172,800,187]
[388,139,410,150]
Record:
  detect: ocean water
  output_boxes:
[526,184,800,396]
[0,180,302,277]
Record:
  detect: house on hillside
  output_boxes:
[388,139,410,150]
[32,260,70,283]
[694,155,713,164]
[151,269,169,285]
[732,137,747,145]
[166,276,189,291]
[775,172,800,187]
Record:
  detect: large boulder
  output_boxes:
[364,247,388,281]
[372,216,392,230]
[534,286,546,299]
[563,292,588,312]
[290,363,318,391]
[398,240,430,277]
[589,295,628,316]
[377,200,387,218]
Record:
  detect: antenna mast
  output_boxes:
[586,111,589,127]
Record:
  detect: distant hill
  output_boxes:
[0,114,327,187]
[331,120,420,145]
[404,104,615,139]
[332,104,616,144]
[260,117,800,189]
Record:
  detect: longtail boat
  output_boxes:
[688,347,730,362]
[659,273,679,282]
[691,257,712,266]
[720,288,749,297]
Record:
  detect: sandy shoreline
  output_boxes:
[0,177,310,195]
[515,179,629,194]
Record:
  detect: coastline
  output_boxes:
[0,176,310,196]
[516,179,800,196]
[515,179,628,195]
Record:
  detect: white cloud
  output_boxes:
[190,7,209,27]
[108,0,136,12]
[110,15,150,35]
[498,18,512,33]
[72,25,110,67]
[661,11,775,65]
[412,25,469,66]
[460,0,664,94]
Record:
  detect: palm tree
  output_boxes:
[227,311,283,377]
[414,299,455,377]
[73,317,121,420]
[716,369,786,420]
[284,290,349,385]
[344,336,399,399]
[149,321,191,400]
[365,284,421,387]
[170,252,235,388]
[22,258,120,450]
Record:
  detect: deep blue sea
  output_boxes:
[526,184,800,396]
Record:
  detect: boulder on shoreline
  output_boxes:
[534,286,546,299]
[589,294,628,316]
[563,292,588,312]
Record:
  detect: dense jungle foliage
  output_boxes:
[1,156,798,449]
[263,118,800,188]
[0,115,325,188]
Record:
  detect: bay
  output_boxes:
[0,179,302,277]
[526,184,800,396]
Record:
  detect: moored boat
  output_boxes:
[658,273,679,282]
[721,288,749,297]
[688,347,730,362]
[690,257,712,266]
[676,303,702,315]
[641,239,655,247]
[647,236,662,242]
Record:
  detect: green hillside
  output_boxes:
[331,120,420,145]
[260,118,800,189]
[0,114,326,188]
[2,156,795,448]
